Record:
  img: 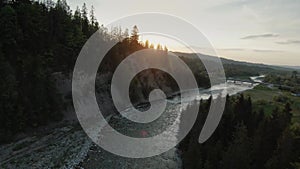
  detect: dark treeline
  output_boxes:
[0,0,104,143]
[0,0,144,143]
[264,71,300,93]
[179,94,300,169]
[98,34,211,110]
[0,0,211,143]
[223,64,260,77]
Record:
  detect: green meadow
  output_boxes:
[244,85,300,123]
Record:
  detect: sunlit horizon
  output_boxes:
[68,0,300,66]
[140,35,298,67]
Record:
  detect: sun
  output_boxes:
[139,34,185,52]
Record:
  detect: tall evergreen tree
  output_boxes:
[131,25,139,43]
[222,123,252,169]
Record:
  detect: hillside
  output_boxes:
[173,52,295,77]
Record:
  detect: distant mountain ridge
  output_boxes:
[278,65,300,70]
[172,52,297,72]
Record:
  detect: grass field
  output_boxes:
[243,85,300,123]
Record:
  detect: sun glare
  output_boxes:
[140,34,183,51]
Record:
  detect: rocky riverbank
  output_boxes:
[0,123,91,169]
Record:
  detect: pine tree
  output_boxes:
[265,129,296,169]
[0,53,19,142]
[149,43,154,49]
[222,123,252,169]
[131,25,139,43]
[144,40,149,48]
[156,43,162,50]
[81,3,89,36]
[90,5,96,26]
[0,5,19,61]
[164,45,168,52]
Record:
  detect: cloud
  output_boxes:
[276,40,300,45]
[241,33,279,39]
[219,48,245,51]
[219,48,283,53]
[252,49,283,53]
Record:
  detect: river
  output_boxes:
[78,77,260,169]
[0,76,261,169]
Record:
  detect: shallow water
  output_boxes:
[0,78,257,169]
[79,81,256,169]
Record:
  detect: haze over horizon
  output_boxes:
[68,0,300,66]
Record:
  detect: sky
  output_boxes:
[68,0,300,66]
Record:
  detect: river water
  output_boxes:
[0,76,261,169]
[79,77,260,169]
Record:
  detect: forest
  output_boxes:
[264,71,300,93]
[0,0,105,143]
[0,1,299,169]
[179,94,300,169]
[0,0,210,143]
